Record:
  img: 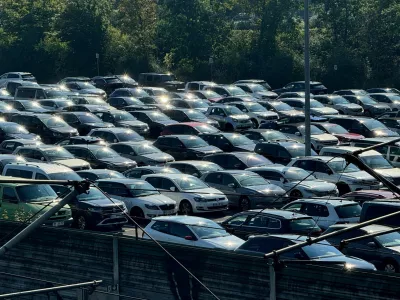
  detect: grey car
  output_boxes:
[342,95,391,117]
[313,95,364,116]
[110,141,174,166]
[205,105,252,131]
[166,160,223,177]
[369,93,400,111]
[201,170,286,210]
[280,98,339,117]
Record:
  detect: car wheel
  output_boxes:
[77,215,88,230]
[336,182,351,196]
[290,190,303,201]
[179,200,193,215]
[384,261,398,273]
[225,123,234,132]
[250,119,258,129]
[130,207,145,219]
[239,197,251,211]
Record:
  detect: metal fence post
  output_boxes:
[113,234,120,294]
[268,258,276,300]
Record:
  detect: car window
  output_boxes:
[292,160,315,172]
[248,215,269,227]
[161,178,177,190]
[169,223,194,239]
[226,214,249,225]
[5,168,33,178]
[222,174,236,186]
[151,221,169,234]
[3,187,18,202]
[35,173,48,180]
[204,172,222,184]
[303,203,329,217]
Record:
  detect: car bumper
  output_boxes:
[349,183,382,192]
[194,200,229,213]
[145,209,178,219]
[234,123,252,130]
[44,217,73,227]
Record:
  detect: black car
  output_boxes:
[333,89,368,96]
[324,224,400,272]
[0,139,44,154]
[64,144,137,172]
[128,110,178,138]
[57,112,114,135]
[138,73,184,91]
[10,113,79,143]
[88,128,144,144]
[0,121,41,142]
[341,95,391,117]
[55,136,107,146]
[107,97,147,110]
[63,104,111,113]
[367,88,400,95]
[166,160,224,178]
[76,169,125,181]
[163,108,220,128]
[70,186,128,230]
[93,110,150,135]
[38,99,75,111]
[243,129,297,143]
[255,141,315,165]
[221,209,322,239]
[199,132,256,152]
[4,100,51,113]
[203,152,274,170]
[273,81,327,95]
[153,135,222,160]
[92,76,125,94]
[123,166,182,179]
[109,88,151,99]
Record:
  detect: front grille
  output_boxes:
[103,206,124,214]
[159,204,175,210]
[208,205,228,210]
[319,140,337,145]
[205,197,226,202]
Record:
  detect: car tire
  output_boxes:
[76,215,89,230]
[290,190,303,201]
[179,200,193,215]
[250,119,258,128]
[336,182,351,195]
[383,260,399,273]
[130,207,145,219]
[225,123,234,132]
[239,196,251,211]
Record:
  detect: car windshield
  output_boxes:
[48,171,83,181]
[175,176,208,190]
[271,102,293,111]
[302,242,343,259]
[290,218,320,232]
[131,88,150,98]
[334,204,361,218]
[45,90,71,98]
[94,148,119,159]
[331,97,350,104]
[376,231,400,247]
[129,181,159,197]
[328,160,360,173]
[284,169,316,181]
[246,103,267,112]
[96,171,125,179]
[360,154,392,169]
[22,101,43,109]
[310,100,325,108]
[2,124,29,134]
[235,174,269,187]
[41,117,69,128]
[185,110,206,119]
[196,163,223,172]
[44,147,74,160]
[116,130,143,142]
[112,111,136,121]
[77,113,103,123]
[134,144,161,155]
[246,154,273,167]
[190,222,230,239]
[323,124,348,134]
[181,137,208,148]
[249,84,267,92]
[261,131,288,140]
[299,125,324,135]
[77,82,96,89]
[226,86,247,96]
[387,95,400,102]
[84,98,107,105]
[226,134,255,146]
[76,187,107,201]
[225,106,243,116]
[148,112,170,121]
[188,100,208,109]
[16,184,58,202]
[360,119,387,130]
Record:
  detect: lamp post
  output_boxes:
[304,0,311,155]
[96,53,100,76]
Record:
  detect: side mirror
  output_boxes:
[367,241,377,248]
[326,169,333,175]
[40,157,45,161]
[227,183,236,188]
[295,132,301,136]
[184,236,195,241]
[169,186,176,192]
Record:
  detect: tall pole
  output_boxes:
[96,53,100,76]
[304,0,311,155]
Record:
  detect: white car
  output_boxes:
[96,179,178,219]
[229,102,279,128]
[234,83,278,99]
[142,173,229,215]
[205,105,253,131]
[247,166,338,200]
[282,199,361,230]
[287,156,382,195]
[143,216,244,250]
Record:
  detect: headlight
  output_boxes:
[87,207,102,212]
[193,197,205,202]
[144,204,160,210]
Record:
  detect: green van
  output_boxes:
[0,177,72,226]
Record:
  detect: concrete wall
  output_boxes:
[0,221,399,300]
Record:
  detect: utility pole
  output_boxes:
[304,0,311,155]
[96,53,100,76]
[209,56,214,81]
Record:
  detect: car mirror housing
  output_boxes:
[169,186,176,192]
[367,241,377,248]
[227,183,236,188]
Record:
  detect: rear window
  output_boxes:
[16,89,36,99]
[290,218,320,232]
[22,74,34,79]
[335,204,361,218]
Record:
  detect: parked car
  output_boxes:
[57,112,114,135]
[280,98,339,117]
[273,81,327,95]
[276,123,338,151]
[123,166,181,179]
[228,102,279,128]
[333,89,368,96]
[76,169,125,181]
[0,121,40,142]
[161,122,220,136]
[109,88,151,99]
[254,142,317,165]
[342,190,397,205]
[201,170,286,210]
[106,96,148,110]
[143,216,244,250]
[88,127,144,144]
[64,82,106,98]
[234,79,272,90]
[203,152,276,170]
[153,135,222,160]
[163,108,219,128]
[165,161,223,178]
[2,80,39,98]
[283,199,362,229]
[141,87,170,97]
[55,136,106,146]
[138,73,184,91]
[199,132,256,152]
[311,122,364,145]
[247,165,338,200]
[324,224,400,272]
[143,173,229,214]
[243,129,298,143]
[71,96,110,106]
[64,144,136,172]
[365,93,400,111]
[221,210,322,239]
[204,85,252,99]
[129,110,178,138]
[0,139,43,154]
[91,75,126,94]
[367,88,400,94]
[288,156,381,194]
[313,94,364,116]
[110,141,174,166]
[13,145,90,171]
[341,95,391,117]
[4,99,51,113]
[185,81,217,91]
[235,235,376,271]
[96,178,178,219]
[205,105,252,131]
[257,101,305,119]
[0,72,36,82]
[234,83,277,99]
[377,117,400,134]
[59,77,92,84]
[10,113,79,143]
[360,200,400,227]
[93,110,150,135]
[169,98,209,113]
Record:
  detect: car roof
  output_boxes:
[97,178,145,184]
[77,169,120,175]
[166,122,207,127]
[6,162,73,173]
[244,209,310,219]
[327,223,391,233]
[1,139,41,144]
[321,146,380,156]
[294,156,343,162]
[91,128,137,133]
[152,215,218,226]
[64,144,107,150]
[143,173,195,180]
[248,165,297,172]
[169,160,217,166]
[260,141,304,147]
[290,198,357,206]
[17,145,61,150]
[159,134,199,139]
[210,170,257,176]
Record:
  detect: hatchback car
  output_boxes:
[57,112,114,135]
[110,141,174,166]
[0,139,43,155]
[88,128,144,144]
[96,178,178,219]
[228,102,279,128]
[143,173,229,214]
[129,110,178,138]
[160,122,220,136]
[311,123,365,145]
[199,132,256,152]
[0,121,40,142]
[203,152,275,170]
[254,142,316,165]
[94,110,150,135]
[143,216,244,250]
[333,89,368,96]
[342,95,391,117]
[123,166,181,179]
[205,105,252,131]
[313,95,364,116]
[221,209,322,239]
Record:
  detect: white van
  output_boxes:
[320,146,400,185]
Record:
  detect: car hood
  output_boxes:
[78,88,105,95]
[244,184,286,195]
[311,107,338,115]
[334,133,364,140]
[292,180,337,191]
[190,145,222,154]
[374,168,400,179]
[231,114,250,120]
[234,143,256,152]
[117,120,148,128]
[312,133,338,142]
[204,235,245,250]
[141,153,174,162]
[85,122,112,128]
[256,91,278,97]
[187,187,225,197]
[98,156,135,165]
[136,193,176,205]
[314,255,376,270]
[8,133,40,140]
[154,120,178,126]
[53,158,90,169]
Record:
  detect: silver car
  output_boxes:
[205,105,252,131]
[314,95,364,116]
[280,98,339,117]
[228,102,279,128]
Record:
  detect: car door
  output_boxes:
[207,108,226,127]
[168,222,198,246]
[220,173,241,205]
[313,161,334,183]
[302,203,330,229]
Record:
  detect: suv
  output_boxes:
[351,137,400,167]
[205,105,252,131]
[272,81,328,95]
[4,80,39,97]
[313,94,364,116]
[138,73,184,91]
[283,199,361,229]
[360,200,400,227]
[14,86,50,100]
[0,72,36,82]
[341,95,391,117]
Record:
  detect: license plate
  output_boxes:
[212,202,223,207]
[52,221,64,227]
